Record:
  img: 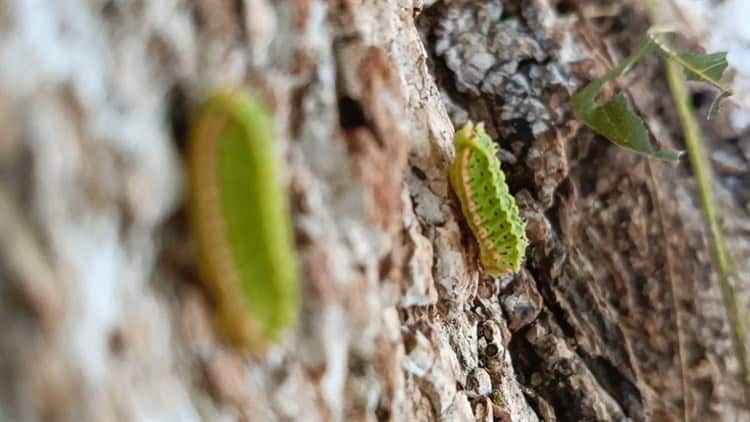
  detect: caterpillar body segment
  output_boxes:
[187,90,299,351]
[449,122,528,275]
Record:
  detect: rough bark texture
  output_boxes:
[1,0,749,421]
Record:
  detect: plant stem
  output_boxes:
[666,49,750,417]
[644,0,750,411]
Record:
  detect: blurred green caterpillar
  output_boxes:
[187,90,299,351]
[449,122,528,275]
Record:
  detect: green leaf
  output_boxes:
[675,51,730,118]
[573,37,656,117]
[588,94,684,161]
[649,32,733,119]
[572,30,735,160]
[708,89,732,119]
[572,36,683,162]
[678,51,728,81]
[572,79,604,118]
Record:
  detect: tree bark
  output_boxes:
[0,0,749,421]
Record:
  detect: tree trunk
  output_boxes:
[1,0,749,421]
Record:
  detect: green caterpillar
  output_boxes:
[187,90,299,351]
[449,122,528,275]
